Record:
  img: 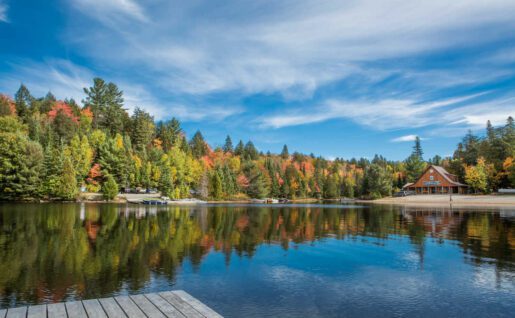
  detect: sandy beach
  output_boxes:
[370,194,515,207]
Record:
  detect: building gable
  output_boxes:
[411,165,464,188]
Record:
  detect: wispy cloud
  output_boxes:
[259,93,494,130]
[71,0,147,23]
[0,1,8,22]
[65,0,515,97]
[391,135,424,143]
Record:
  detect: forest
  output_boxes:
[0,78,514,201]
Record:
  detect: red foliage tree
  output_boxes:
[48,101,79,123]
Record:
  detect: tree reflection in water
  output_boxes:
[0,203,513,307]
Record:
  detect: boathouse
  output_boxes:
[403,165,468,194]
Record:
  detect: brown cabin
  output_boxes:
[403,165,468,194]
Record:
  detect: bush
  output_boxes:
[102,175,119,200]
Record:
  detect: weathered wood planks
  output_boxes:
[0,290,222,318]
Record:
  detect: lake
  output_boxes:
[0,203,513,317]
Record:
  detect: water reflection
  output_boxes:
[0,203,513,309]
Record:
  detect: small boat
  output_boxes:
[265,198,279,204]
[142,199,168,205]
[250,198,266,204]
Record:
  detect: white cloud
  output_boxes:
[259,93,493,130]
[0,59,243,122]
[65,0,515,97]
[391,135,423,143]
[0,1,8,22]
[71,0,147,23]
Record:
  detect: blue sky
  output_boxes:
[0,0,514,160]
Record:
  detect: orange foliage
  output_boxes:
[0,94,16,115]
[237,174,250,188]
[48,101,79,123]
[81,107,93,119]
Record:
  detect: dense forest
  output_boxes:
[0,78,514,201]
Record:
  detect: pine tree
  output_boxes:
[189,131,208,158]
[159,165,174,197]
[59,157,78,200]
[14,84,33,120]
[211,171,223,200]
[130,107,155,154]
[223,135,234,153]
[102,174,119,200]
[413,136,423,160]
[83,78,126,134]
[234,140,244,156]
[244,141,258,160]
[281,144,289,159]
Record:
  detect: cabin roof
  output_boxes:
[404,165,467,188]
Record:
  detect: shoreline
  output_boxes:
[368,194,515,207]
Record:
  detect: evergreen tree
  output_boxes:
[405,137,426,182]
[244,141,259,160]
[59,157,78,200]
[0,117,43,199]
[413,136,423,160]
[211,170,223,200]
[102,174,119,200]
[189,130,208,158]
[159,165,174,197]
[130,107,155,154]
[223,135,234,153]
[156,118,182,151]
[14,84,33,120]
[281,144,289,159]
[234,140,244,156]
[83,78,127,134]
[363,164,392,199]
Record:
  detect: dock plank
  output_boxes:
[2,290,220,318]
[47,302,67,318]
[65,301,87,318]
[5,307,27,318]
[145,293,185,318]
[158,292,203,318]
[130,294,166,318]
[83,299,108,318]
[172,291,222,318]
[99,298,127,318]
[27,304,47,318]
[114,296,146,318]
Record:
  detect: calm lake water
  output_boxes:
[0,203,514,317]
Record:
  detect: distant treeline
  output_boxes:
[0,78,513,200]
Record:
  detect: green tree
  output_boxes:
[156,118,182,151]
[159,164,175,197]
[189,131,208,158]
[102,174,119,200]
[210,170,223,200]
[14,84,33,120]
[364,164,392,199]
[58,157,78,200]
[281,144,289,159]
[83,78,127,135]
[234,140,244,156]
[223,135,234,153]
[244,141,259,160]
[130,107,155,154]
[0,117,43,199]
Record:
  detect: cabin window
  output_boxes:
[430,176,434,181]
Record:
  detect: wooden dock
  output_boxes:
[0,290,223,318]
